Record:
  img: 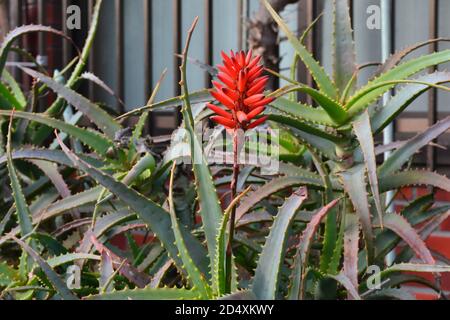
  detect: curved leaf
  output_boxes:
[56,134,210,276]
[379,170,450,193]
[252,188,308,300]
[371,72,450,134]
[86,287,200,300]
[10,236,78,300]
[339,164,374,264]
[292,198,341,299]
[0,25,77,75]
[269,97,335,127]
[383,213,435,264]
[168,163,211,299]
[236,174,325,222]
[332,0,357,96]
[343,213,359,298]
[47,253,100,268]
[347,49,450,114]
[266,111,344,143]
[0,110,114,154]
[21,67,121,139]
[215,187,251,297]
[353,111,383,225]
[374,38,450,78]
[262,0,337,99]
[379,116,450,177]
[0,148,104,169]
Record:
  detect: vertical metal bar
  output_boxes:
[427,0,439,171]
[62,0,70,68]
[381,0,395,266]
[297,0,314,104]
[88,0,96,101]
[9,0,22,80]
[115,0,124,113]
[37,0,44,55]
[204,0,213,87]
[143,0,152,100]
[237,0,243,51]
[37,0,45,111]
[173,0,182,125]
[173,0,181,96]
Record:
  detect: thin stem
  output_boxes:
[225,129,240,293]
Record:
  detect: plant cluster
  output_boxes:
[1,0,450,300]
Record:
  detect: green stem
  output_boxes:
[225,130,239,293]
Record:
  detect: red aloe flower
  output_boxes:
[207,50,274,131]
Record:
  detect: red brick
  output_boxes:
[416,187,430,198]
[404,271,450,292]
[440,216,450,232]
[425,232,450,260]
[395,187,414,201]
[110,234,127,251]
[434,189,450,202]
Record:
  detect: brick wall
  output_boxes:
[395,187,450,299]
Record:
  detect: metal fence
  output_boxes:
[4,0,449,172]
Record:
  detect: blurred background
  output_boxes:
[0,0,449,172]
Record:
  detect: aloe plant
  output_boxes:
[1,0,450,301]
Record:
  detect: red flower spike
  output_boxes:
[244,94,264,105]
[248,96,275,109]
[246,76,269,96]
[207,103,233,119]
[209,50,272,131]
[210,90,235,109]
[246,106,265,121]
[247,116,268,129]
[211,116,236,129]
[236,111,248,124]
[245,50,253,65]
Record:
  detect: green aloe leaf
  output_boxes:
[6,118,34,241]
[0,110,114,154]
[2,70,27,108]
[269,97,335,126]
[266,111,345,143]
[262,0,338,99]
[10,236,78,300]
[332,0,357,96]
[371,72,450,134]
[383,213,435,264]
[347,49,450,114]
[289,198,341,299]
[281,85,347,125]
[179,17,223,287]
[0,148,104,169]
[339,164,374,264]
[235,174,327,222]
[353,111,383,225]
[252,187,308,300]
[0,25,76,76]
[328,273,361,300]
[379,170,450,193]
[214,187,251,297]
[116,89,211,120]
[0,81,25,110]
[168,163,212,299]
[47,253,100,268]
[21,67,121,139]
[86,287,201,300]
[342,213,359,299]
[56,135,210,276]
[379,116,450,177]
[374,38,450,78]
